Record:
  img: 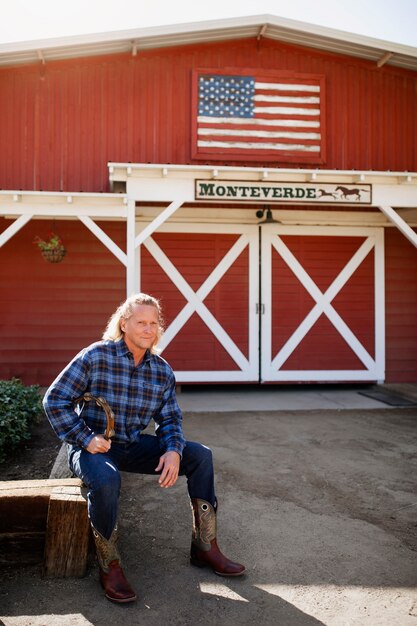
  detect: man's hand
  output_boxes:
[86,434,111,454]
[155,451,180,488]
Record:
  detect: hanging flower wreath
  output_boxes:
[33,232,67,263]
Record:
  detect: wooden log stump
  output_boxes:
[43,484,90,578]
[0,478,90,577]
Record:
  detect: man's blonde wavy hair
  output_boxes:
[102,293,164,353]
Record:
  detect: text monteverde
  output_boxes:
[196,182,317,200]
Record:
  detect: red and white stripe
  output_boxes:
[197,80,322,155]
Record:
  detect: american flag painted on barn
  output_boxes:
[192,70,326,163]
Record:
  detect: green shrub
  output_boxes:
[0,378,43,464]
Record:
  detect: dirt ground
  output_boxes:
[1,404,417,626]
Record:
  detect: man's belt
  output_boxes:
[74,392,116,440]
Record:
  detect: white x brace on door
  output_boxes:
[261,225,385,382]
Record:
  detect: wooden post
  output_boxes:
[43,484,90,578]
[0,478,84,567]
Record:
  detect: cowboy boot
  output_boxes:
[190,498,245,576]
[91,525,137,603]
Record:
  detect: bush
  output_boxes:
[0,378,43,464]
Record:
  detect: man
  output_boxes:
[43,293,245,603]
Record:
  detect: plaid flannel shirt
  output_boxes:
[43,339,186,456]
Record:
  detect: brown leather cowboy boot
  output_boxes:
[91,525,137,603]
[190,498,245,576]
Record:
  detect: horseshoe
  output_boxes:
[74,392,116,440]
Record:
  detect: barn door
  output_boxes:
[260,225,385,382]
[139,223,259,382]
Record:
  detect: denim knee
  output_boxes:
[198,444,213,467]
[90,463,121,500]
[184,441,213,467]
[69,447,121,497]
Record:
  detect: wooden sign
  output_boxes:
[195,180,372,204]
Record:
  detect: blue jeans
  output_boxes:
[68,435,215,539]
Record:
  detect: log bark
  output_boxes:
[43,484,90,577]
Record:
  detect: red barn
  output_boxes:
[0,15,416,386]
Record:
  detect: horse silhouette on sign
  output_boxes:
[317,189,337,199]
[335,186,368,201]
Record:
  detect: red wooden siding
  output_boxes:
[385,228,417,382]
[0,38,415,192]
[0,219,126,386]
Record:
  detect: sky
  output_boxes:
[0,0,416,48]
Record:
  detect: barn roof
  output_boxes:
[0,13,416,71]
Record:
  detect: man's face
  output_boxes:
[120,304,159,353]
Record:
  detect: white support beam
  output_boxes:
[134,200,183,248]
[0,204,128,219]
[78,215,128,265]
[126,199,138,295]
[0,214,33,247]
[378,205,417,249]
